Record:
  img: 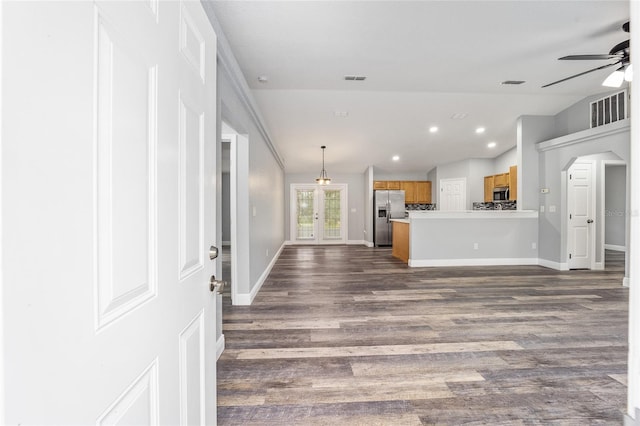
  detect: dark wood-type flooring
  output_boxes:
[218,246,628,425]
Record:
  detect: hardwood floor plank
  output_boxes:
[217,246,628,424]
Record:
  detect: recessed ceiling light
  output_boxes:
[392,155,400,161]
[476,127,486,134]
[487,142,497,148]
[429,126,439,133]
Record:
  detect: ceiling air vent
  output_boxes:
[501,80,525,85]
[591,90,627,128]
[344,75,366,81]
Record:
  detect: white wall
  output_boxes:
[493,147,517,175]
[205,4,286,307]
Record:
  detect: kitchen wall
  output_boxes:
[284,172,366,243]
[493,147,517,174]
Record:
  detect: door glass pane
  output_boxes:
[323,189,341,239]
[296,190,315,239]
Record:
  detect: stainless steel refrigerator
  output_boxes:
[374,190,405,246]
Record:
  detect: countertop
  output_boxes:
[390,218,410,224]
[408,210,538,219]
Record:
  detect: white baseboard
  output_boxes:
[235,242,285,306]
[538,258,569,271]
[594,261,604,271]
[347,239,372,246]
[408,258,538,267]
[605,244,626,252]
[624,276,630,287]
[216,334,225,360]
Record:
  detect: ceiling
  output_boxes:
[209,1,630,175]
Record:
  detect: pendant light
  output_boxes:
[315,145,331,185]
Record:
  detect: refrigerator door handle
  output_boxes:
[387,202,391,223]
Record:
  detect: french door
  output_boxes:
[291,184,347,244]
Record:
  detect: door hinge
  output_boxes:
[569,174,572,180]
[569,213,572,219]
[569,253,572,259]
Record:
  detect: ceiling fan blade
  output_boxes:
[559,54,621,60]
[542,62,619,88]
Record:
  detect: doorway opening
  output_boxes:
[290,184,347,244]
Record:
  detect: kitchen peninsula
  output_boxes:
[392,210,539,267]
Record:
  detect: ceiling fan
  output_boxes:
[542,21,630,88]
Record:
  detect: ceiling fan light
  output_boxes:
[625,64,633,82]
[602,69,625,88]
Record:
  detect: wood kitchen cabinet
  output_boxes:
[374,180,402,190]
[494,173,509,187]
[400,181,417,203]
[415,181,431,203]
[484,176,494,202]
[509,165,517,201]
[375,180,431,203]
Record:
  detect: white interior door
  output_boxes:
[1,1,218,424]
[439,178,467,211]
[568,161,595,269]
[291,184,347,244]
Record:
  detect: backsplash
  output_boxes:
[406,203,437,210]
[472,201,517,210]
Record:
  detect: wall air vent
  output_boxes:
[591,90,627,128]
[501,80,525,85]
[344,75,366,81]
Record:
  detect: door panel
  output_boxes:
[1,1,218,424]
[440,178,466,211]
[568,162,594,269]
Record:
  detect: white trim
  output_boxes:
[624,277,630,288]
[408,258,538,268]
[605,244,627,252]
[538,258,569,271]
[234,242,285,306]
[537,119,629,152]
[347,240,370,246]
[594,262,604,271]
[0,0,5,420]
[216,334,225,360]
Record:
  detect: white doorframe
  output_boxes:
[221,134,238,305]
[566,160,596,270]
[289,184,348,244]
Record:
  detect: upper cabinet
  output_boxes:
[414,181,432,204]
[374,180,432,204]
[509,165,517,201]
[484,176,494,202]
[494,173,509,187]
[373,180,401,190]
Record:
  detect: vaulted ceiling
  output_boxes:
[209,1,630,174]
